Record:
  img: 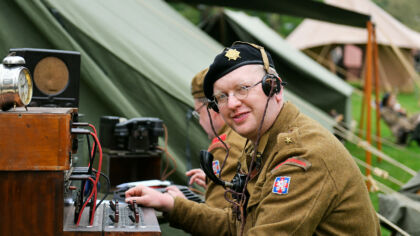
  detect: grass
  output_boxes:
[345,91,420,235]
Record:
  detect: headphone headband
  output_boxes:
[207,42,285,112]
[232,41,270,74]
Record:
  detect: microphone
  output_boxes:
[200,150,246,193]
[199,150,229,187]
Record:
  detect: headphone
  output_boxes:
[208,42,286,113]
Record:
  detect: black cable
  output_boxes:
[206,106,230,179]
[186,108,193,171]
[81,133,93,204]
[83,130,99,210]
[87,133,98,174]
[238,80,276,236]
[186,108,193,186]
[86,134,94,174]
[79,177,95,216]
[94,171,111,211]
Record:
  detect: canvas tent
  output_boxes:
[167,0,370,28]
[379,172,420,235]
[0,0,216,183]
[286,0,420,93]
[0,0,345,182]
[201,9,354,123]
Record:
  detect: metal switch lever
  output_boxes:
[130,200,139,223]
[109,215,117,223]
[129,214,136,223]
[115,200,119,223]
[109,200,119,223]
[110,200,116,212]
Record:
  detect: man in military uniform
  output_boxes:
[126,42,380,235]
[186,68,246,208]
[380,93,420,144]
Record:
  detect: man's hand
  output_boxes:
[186,168,207,188]
[166,186,187,199]
[125,184,175,212]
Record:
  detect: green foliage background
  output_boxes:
[373,0,420,32]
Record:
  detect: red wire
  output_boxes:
[88,124,98,136]
[89,124,98,160]
[90,132,102,182]
[82,124,97,208]
[76,177,96,225]
[88,131,102,225]
[89,186,98,225]
[76,127,103,226]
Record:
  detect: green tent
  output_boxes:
[0,0,339,183]
[167,0,370,28]
[0,0,216,182]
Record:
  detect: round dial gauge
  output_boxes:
[18,68,33,105]
[1,55,33,111]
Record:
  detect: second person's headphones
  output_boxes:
[208,42,286,113]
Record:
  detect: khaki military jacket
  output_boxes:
[169,102,380,235]
[205,124,246,209]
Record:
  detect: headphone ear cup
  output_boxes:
[261,74,281,97]
[208,101,219,113]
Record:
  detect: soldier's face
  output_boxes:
[194,100,224,139]
[213,65,283,142]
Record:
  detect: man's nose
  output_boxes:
[227,93,241,109]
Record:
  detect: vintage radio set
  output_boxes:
[100,116,164,153]
[99,116,165,186]
[0,50,161,235]
[9,48,80,108]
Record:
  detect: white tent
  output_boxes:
[287,0,420,92]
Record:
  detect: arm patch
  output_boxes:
[272,157,311,172]
[208,134,229,152]
[210,133,227,145]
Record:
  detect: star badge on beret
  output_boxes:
[225,48,241,61]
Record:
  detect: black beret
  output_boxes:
[203,42,275,99]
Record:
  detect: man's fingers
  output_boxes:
[166,185,179,191]
[166,187,186,199]
[125,185,143,198]
[189,175,198,185]
[125,196,144,205]
[186,168,202,176]
[195,178,206,188]
[189,174,206,187]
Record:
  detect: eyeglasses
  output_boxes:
[213,81,261,107]
[192,102,207,119]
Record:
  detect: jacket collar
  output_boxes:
[245,102,298,153]
[241,102,299,170]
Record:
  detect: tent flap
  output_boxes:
[167,0,370,28]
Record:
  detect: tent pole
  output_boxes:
[364,21,374,190]
[305,49,361,85]
[358,68,367,138]
[372,24,382,161]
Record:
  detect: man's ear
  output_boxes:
[274,88,283,103]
